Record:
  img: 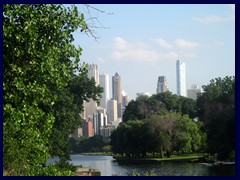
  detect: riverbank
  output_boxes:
[75,167,101,176]
[79,152,113,156]
[113,153,202,163]
[113,153,235,167]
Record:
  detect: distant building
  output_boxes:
[136,92,151,98]
[176,60,186,97]
[70,127,83,139]
[122,89,129,110]
[83,63,99,120]
[100,127,113,137]
[187,84,201,100]
[99,73,110,110]
[156,76,168,93]
[92,108,108,136]
[107,99,118,123]
[82,118,93,137]
[112,73,122,119]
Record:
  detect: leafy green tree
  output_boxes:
[78,135,107,152]
[152,91,179,112]
[3,4,101,175]
[123,95,167,122]
[49,73,102,163]
[146,115,174,157]
[197,76,235,160]
[123,92,197,123]
[110,120,151,157]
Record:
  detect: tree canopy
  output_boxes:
[111,113,203,158]
[123,91,197,122]
[3,4,102,175]
[197,76,235,160]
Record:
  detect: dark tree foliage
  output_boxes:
[197,76,235,160]
[111,113,202,158]
[78,135,108,152]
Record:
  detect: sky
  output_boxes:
[72,4,235,100]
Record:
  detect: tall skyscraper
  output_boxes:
[112,73,122,118]
[84,63,99,119]
[99,73,110,110]
[176,60,186,97]
[156,76,168,94]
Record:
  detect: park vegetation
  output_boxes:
[111,76,235,161]
[3,4,235,176]
[3,4,102,175]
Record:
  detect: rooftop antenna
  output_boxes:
[178,48,179,60]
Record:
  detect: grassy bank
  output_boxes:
[79,152,113,156]
[113,153,204,163]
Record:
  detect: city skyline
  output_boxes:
[73,4,235,100]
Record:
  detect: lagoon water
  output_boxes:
[47,155,235,176]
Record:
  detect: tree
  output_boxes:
[78,135,107,152]
[3,4,101,175]
[49,73,102,164]
[197,76,235,160]
[123,92,198,123]
[123,95,167,122]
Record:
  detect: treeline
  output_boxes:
[111,76,235,161]
[70,136,111,153]
[123,91,197,121]
[3,4,102,175]
[111,113,204,158]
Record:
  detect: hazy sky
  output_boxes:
[73,4,235,100]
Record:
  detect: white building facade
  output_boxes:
[176,60,186,97]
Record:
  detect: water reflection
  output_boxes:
[47,155,235,176]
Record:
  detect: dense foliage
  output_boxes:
[123,91,197,122]
[197,76,235,160]
[111,113,203,158]
[3,4,102,175]
[118,76,235,161]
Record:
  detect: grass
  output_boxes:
[114,153,204,163]
[80,152,113,156]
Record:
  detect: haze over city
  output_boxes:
[73,4,235,100]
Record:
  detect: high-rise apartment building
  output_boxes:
[176,60,186,97]
[99,73,110,110]
[156,76,168,94]
[187,84,201,100]
[112,73,122,118]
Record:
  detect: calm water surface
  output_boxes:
[47,155,235,176]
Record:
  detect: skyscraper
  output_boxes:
[112,73,122,118]
[176,60,186,97]
[156,76,168,94]
[87,63,99,85]
[107,99,118,123]
[99,73,110,110]
[84,63,99,119]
